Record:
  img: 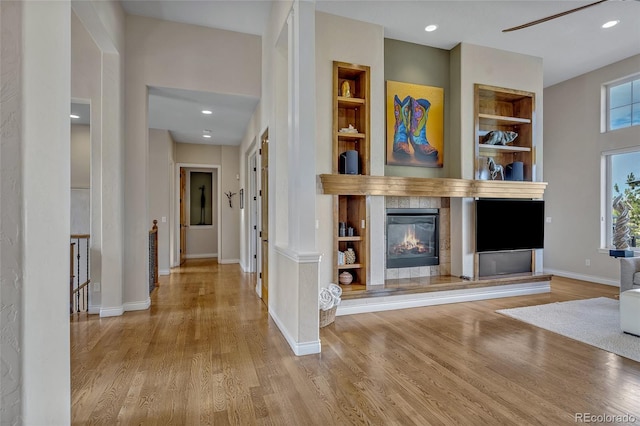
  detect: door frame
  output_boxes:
[247,150,259,274]
[172,163,221,267]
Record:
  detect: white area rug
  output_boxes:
[497,297,640,362]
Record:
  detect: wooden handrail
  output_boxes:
[71,234,90,239]
[149,220,159,292]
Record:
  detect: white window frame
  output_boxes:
[605,74,640,132]
[600,146,640,252]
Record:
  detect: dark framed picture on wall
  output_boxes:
[386,80,444,168]
[239,188,244,209]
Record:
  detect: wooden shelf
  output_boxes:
[338,264,362,269]
[337,96,365,108]
[475,84,535,182]
[319,174,547,199]
[478,144,531,152]
[338,236,362,242]
[337,132,365,140]
[333,61,370,287]
[478,113,531,125]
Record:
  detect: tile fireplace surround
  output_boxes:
[385,196,451,280]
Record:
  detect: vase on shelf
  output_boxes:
[345,248,356,265]
[339,271,353,285]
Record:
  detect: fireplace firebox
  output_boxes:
[386,208,439,268]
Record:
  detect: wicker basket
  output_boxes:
[319,306,337,328]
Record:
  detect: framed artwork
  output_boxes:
[190,171,213,225]
[386,81,444,168]
[239,188,244,209]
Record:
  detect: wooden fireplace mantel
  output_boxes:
[318,174,547,199]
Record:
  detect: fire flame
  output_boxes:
[403,225,420,249]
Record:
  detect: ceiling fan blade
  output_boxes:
[503,0,609,32]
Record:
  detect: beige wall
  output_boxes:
[125,15,260,301]
[148,129,173,272]
[315,12,385,288]
[450,43,544,277]
[176,143,240,262]
[544,54,640,285]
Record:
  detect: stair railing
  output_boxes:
[70,234,90,314]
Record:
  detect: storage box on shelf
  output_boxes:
[332,61,370,287]
[474,84,535,182]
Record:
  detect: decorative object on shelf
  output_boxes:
[345,248,356,264]
[339,124,358,133]
[339,271,353,285]
[487,157,504,180]
[339,222,346,237]
[613,194,632,249]
[337,250,345,265]
[339,150,359,175]
[386,80,444,168]
[340,80,351,98]
[347,227,354,237]
[224,190,237,208]
[319,283,342,327]
[505,162,524,181]
[482,130,518,145]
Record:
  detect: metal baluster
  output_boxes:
[85,238,89,312]
[76,237,81,314]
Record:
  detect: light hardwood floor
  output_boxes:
[71,259,640,425]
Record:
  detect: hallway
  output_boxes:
[71,260,640,425]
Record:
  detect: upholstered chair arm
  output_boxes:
[620,257,640,293]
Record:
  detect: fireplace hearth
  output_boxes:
[386,208,439,268]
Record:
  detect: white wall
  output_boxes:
[72,0,126,317]
[125,15,260,303]
[544,54,640,285]
[148,128,173,273]
[0,1,72,423]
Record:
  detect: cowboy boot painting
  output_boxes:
[393,95,411,156]
[409,97,438,159]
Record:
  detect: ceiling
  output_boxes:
[121,0,640,145]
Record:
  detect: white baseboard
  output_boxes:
[124,297,151,312]
[218,258,240,264]
[159,269,170,276]
[544,268,619,287]
[269,310,321,356]
[185,253,217,259]
[88,305,100,315]
[100,306,124,317]
[337,282,551,316]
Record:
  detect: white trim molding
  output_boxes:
[124,297,151,312]
[337,282,551,316]
[100,306,124,317]
[185,253,217,259]
[218,258,240,264]
[159,269,171,276]
[269,309,321,356]
[544,268,619,287]
[274,245,322,264]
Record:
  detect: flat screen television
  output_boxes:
[476,199,545,252]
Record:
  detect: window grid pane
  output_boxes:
[610,82,632,108]
[610,105,632,130]
[609,151,640,248]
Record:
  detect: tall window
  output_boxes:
[607,76,640,131]
[603,148,640,248]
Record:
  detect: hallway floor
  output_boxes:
[71,259,640,425]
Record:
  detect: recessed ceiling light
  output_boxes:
[70,114,80,119]
[203,134,212,138]
[201,110,213,115]
[425,24,438,32]
[602,20,619,29]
